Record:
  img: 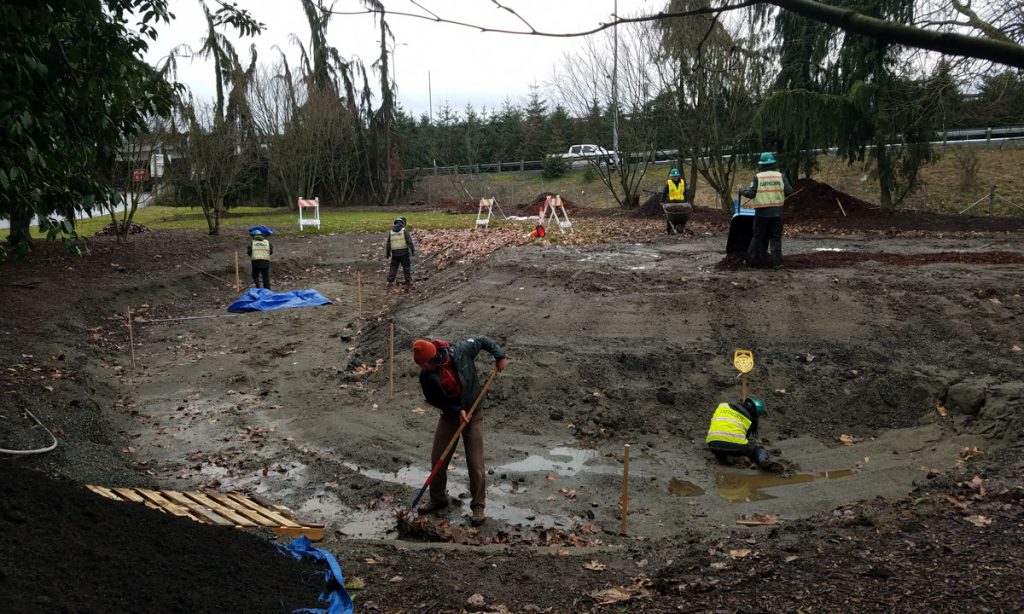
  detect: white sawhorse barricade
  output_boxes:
[475,197,496,230]
[297,197,321,230]
[539,194,574,234]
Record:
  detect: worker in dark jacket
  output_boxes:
[740,152,794,268]
[385,217,415,284]
[706,397,772,468]
[413,336,509,526]
[247,229,273,290]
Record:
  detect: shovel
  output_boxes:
[409,369,500,510]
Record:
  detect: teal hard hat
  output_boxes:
[669,168,681,177]
[251,229,262,236]
[758,152,777,165]
[745,397,766,416]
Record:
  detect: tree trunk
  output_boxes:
[6,206,33,251]
[686,164,698,204]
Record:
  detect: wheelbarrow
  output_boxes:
[662,201,693,235]
[725,190,755,254]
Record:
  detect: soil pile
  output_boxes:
[632,192,665,218]
[785,178,882,222]
[95,221,150,236]
[0,464,326,613]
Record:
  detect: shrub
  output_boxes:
[541,155,568,179]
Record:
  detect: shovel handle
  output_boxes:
[410,369,500,509]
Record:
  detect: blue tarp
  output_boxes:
[249,225,275,236]
[227,288,332,313]
[278,536,354,614]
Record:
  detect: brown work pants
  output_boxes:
[430,409,486,510]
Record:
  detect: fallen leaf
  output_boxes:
[710,561,730,570]
[635,559,648,568]
[959,447,984,459]
[964,515,992,528]
[773,388,786,395]
[560,488,577,499]
[552,548,570,557]
[736,514,779,526]
[411,407,425,415]
[389,575,403,583]
[936,405,948,417]
[344,577,365,590]
[989,297,1002,305]
[784,555,799,563]
[729,548,752,559]
[583,560,607,571]
[546,472,557,481]
[466,593,485,607]
[838,434,861,445]
[968,476,986,498]
[590,587,631,604]
[1012,345,1022,353]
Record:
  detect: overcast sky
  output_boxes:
[145,0,656,118]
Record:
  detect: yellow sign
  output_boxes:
[733,350,754,373]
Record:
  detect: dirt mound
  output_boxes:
[785,178,883,222]
[518,192,581,216]
[95,221,150,236]
[718,250,1024,270]
[0,464,326,613]
[632,193,666,218]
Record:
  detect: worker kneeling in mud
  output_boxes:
[706,397,772,469]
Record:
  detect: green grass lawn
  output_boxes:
[58,206,477,238]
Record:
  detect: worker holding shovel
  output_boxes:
[739,152,794,268]
[412,336,509,526]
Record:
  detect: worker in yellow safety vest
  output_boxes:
[739,152,794,268]
[706,397,772,468]
[385,217,416,284]
[661,167,687,234]
[247,229,273,290]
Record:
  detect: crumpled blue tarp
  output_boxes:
[227,288,332,313]
[278,536,354,614]
[249,225,275,236]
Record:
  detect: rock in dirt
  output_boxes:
[947,381,986,415]
[656,389,676,406]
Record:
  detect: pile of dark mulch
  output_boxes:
[632,193,665,218]
[785,178,883,222]
[95,221,151,236]
[0,464,329,613]
[518,192,581,216]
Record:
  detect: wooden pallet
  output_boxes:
[86,485,325,542]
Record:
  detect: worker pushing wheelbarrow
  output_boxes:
[660,167,692,234]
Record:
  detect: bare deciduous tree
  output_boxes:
[553,22,659,208]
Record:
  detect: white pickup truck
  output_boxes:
[560,144,618,168]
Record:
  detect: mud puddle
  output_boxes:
[715,469,857,503]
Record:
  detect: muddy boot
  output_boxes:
[758,460,786,474]
[470,506,486,527]
[417,497,450,515]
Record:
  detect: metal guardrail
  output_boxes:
[403,126,1024,175]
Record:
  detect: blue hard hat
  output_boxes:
[669,168,681,177]
[758,152,777,165]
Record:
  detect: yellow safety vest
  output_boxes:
[250,239,271,261]
[389,230,407,251]
[666,179,685,202]
[706,403,751,446]
[751,171,785,209]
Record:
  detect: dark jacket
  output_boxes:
[385,225,415,258]
[739,167,795,218]
[419,336,506,418]
[728,401,759,437]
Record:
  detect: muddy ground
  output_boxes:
[1,208,1023,612]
